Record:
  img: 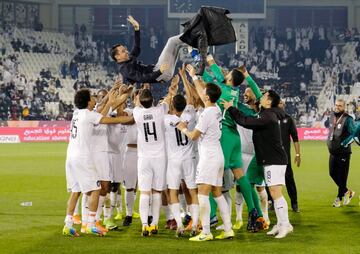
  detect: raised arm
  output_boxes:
[163,74,179,106]
[127,15,141,57]
[186,64,207,104]
[206,54,225,83]
[239,66,262,101]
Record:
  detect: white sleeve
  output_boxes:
[161,103,169,114]
[195,111,208,134]
[132,107,141,122]
[88,110,103,125]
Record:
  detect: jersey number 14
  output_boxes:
[143,122,157,142]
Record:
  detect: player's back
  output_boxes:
[197,105,222,152]
[133,104,167,158]
[67,109,102,158]
[164,105,196,160]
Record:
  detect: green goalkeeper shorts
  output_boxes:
[220,126,243,170]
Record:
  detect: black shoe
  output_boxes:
[291,203,300,213]
[247,208,259,232]
[183,214,192,227]
[147,215,153,225]
[123,215,133,226]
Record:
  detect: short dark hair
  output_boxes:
[74,88,91,109]
[267,90,280,108]
[205,83,222,103]
[139,89,153,108]
[172,94,187,113]
[231,68,245,87]
[110,44,122,61]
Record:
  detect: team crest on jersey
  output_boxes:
[231,90,237,96]
[143,114,153,121]
[283,119,288,123]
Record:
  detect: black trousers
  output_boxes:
[285,163,298,205]
[329,153,351,199]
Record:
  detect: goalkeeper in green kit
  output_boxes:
[188,54,266,231]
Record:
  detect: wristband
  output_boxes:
[192,76,199,81]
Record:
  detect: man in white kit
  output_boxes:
[132,82,176,236]
[163,78,199,237]
[177,69,234,241]
[63,88,133,237]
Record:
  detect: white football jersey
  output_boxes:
[67,109,103,158]
[124,108,137,145]
[107,123,127,153]
[164,105,196,160]
[195,105,222,151]
[133,103,168,158]
[238,125,255,155]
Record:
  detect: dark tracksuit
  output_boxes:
[327,112,355,199]
[280,113,299,206]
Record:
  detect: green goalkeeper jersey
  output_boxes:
[203,63,262,129]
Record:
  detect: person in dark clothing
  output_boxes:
[279,100,301,213]
[327,99,356,207]
[222,90,293,239]
[111,8,236,84]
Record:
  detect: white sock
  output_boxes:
[274,196,290,227]
[96,195,106,221]
[81,194,89,225]
[151,193,161,226]
[103,196,111,220]
[74,198,80,215]
[88,211,96,228]
[139,194,150,225]
[223,191,232,220]
[235,191,244,221]
[198,194,210,235]
[162,205,173,221]
[179,194,187,214]
[64,215,73,228]
[258,189,269,222]
[125,190,135,216]
[109,191,117,217]
[189,204,199,230]
[148,194,153,216]
[170,203,183,227]
[116,192,122,214]
[214,195,232,232]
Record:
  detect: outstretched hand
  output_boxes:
[186,64,196,78]
[127,15,140,31]
[220,99,234,110]
[238,65,249,77]
[176,121,188,131]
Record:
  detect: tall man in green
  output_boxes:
[198,55,264,231]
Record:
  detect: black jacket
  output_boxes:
[228,106,288,165]
[118,30,162,84]
[180,6,236,49]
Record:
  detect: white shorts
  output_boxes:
[242,153,254,174]
[167,157,196,190]
[138,156,166,192]
[92,151,111,181]
[196,148,224,187]
[109,152,123,183]
[66,156,100,193]
[264,165,286,187]
[122,147,138,189]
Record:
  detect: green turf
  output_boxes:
[0,141,359,254]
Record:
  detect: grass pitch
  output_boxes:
[0,141,359,254]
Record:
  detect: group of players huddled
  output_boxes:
[63,56,294,241]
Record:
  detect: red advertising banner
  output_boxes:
[296,128,329,141]
[0,121,330,143]
[0,126,70,143]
